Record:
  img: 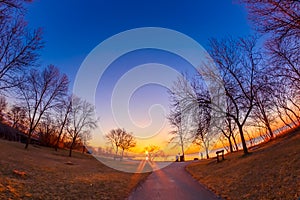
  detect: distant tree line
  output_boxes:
[168,0,300,158]
[0,1,97,156]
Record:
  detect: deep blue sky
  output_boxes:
[26,0,251,85]
[25,1,252,148]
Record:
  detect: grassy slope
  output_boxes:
[186,130,300,200]
[0,141,149,199]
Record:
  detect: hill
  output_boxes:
[186,129,300,199]
[0,141,148,199]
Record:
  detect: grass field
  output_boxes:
[0,141,149,199]
[186,129,300,200]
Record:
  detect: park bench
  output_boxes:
[216,150,224,162]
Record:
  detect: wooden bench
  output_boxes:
[216,150,224,162]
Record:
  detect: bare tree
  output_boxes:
[267,37,300,128]
[119,131,136,159]
[105,128,136,159]
[242,0,300,42]
[218,97,240,152]
[243,1,300,131]
[206,36,264,155]
[0,0,24,15]
[192,88,212,158]
[16,65,69,149]
[80,130,92,154]
[168,74,218,160]
[193,117,211,159]
[54,95,72,151]
[250,72,277,139]
[8,104,26,130]
[66,96,97,157]
[105,128,124,157]
[273,85,300,127]
[0,0,43,90]
[38,113,58,147]
[168,75,199,161]
[216,112,238,153]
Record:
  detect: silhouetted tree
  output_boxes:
[16,65,69,149]
[54,95,72,151]
[192,111,211,159]
[207,36,264,155]
[243,0,300,130]
[0,0,43,90]
[168,102,188,160]
[105,128,123,157]
[8,104,26,130]
[168,75,213,160]
[105,128,136,159]
[215,98,239,153]
[38,113,58,147]
[119,131,136,159]
[243,0,300,42]
[66,96,97,157]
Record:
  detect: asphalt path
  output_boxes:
[128,161,221,200]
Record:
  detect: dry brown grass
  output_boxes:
[0,140,149,199]
[186,130,300,200]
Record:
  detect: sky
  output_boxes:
[25,1,252,153]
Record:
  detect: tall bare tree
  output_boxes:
[215,97,239,153]
[206,36,263,155]
[16,65,69,149]
[250,71,277,139]
[0,0,43,90]
[243,1,300,130]
[168,75,214,160]
[66,96,97,157]
[54,95,72,151]
[192,108,211,159]
[190,79,213,159]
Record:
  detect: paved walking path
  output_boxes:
[128,161,221,200]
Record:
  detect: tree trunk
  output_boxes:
[114,146,118,160]
[267,124,274,138]
[55,131,62,151]
[205,147,209,159]
[55,106,70,151]
[69,146,73,157]
[25,128,33,149]
[69,139,76,157]
[179,132,185,161]
[232,134,239,151]
[121,149,124,160]
[228,136,233,152]
[180,143,185,161]
[238,124,249,155]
